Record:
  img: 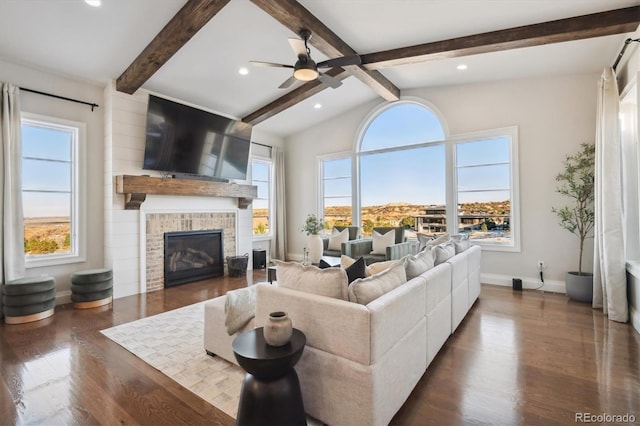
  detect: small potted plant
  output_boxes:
[301,214,324,264]
[552,142,595,303]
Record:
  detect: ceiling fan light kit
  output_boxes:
[251,28,361,89]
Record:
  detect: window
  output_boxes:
[359,102,447,237]
[21,114,84,265]
[252,159,272,236]
[320,156,352,230]
[455,130,518,250]
[339,100,520,251]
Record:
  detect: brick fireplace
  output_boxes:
[145,212,236,292]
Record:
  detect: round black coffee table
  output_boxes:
[232,327,306,426]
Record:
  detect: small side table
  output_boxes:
[232,327,306,426]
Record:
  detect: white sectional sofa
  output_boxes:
[204,244,481,425]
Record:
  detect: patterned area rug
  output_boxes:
[100,302,244,418]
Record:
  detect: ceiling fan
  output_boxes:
[250,29,361,89]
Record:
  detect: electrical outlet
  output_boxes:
[537,261,545,271]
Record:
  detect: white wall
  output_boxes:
[0,60,105,303]
[104,83,283,299]
[285,72,601,292]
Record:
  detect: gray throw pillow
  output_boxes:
[404,247,435,280]
[433,242,456,265]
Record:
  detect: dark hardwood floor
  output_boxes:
[1,273,639,425]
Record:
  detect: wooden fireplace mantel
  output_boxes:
[115,175,258,210]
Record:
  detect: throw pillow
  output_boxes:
[340,254,356,269]
[348,261,407,305]
[404,247,435,280]
[432,242,456,265]
[451,233,470,253]
[328,227,349,251]
[371,229,395,255]
[416,232,434,252]
[344,256,367,284]
[275,261,348,300]
[341,254,397,277]
[366,259,397,275]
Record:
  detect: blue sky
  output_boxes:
[21,124,72,218]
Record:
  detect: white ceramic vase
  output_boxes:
[264,311,293,346]
[308,234,323,264]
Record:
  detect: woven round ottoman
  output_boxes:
[71,268,113,309]
[2,276,56,324]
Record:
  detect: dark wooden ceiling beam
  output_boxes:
[361,6,640,69]
[249,0,400,101]
[116,0,231,94]
[243,68,351,125]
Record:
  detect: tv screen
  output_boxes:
[142,95,252,181]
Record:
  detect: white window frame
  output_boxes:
[349,100,520,252]
[251,156,273,240]
[450,126,520,252]
[22,113,86,268]
[317,151,354,231]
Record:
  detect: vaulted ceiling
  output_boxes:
[0,0,638,137]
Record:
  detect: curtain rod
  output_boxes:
[19,87,99,111]
[251,141,273,150]
[612,38,640,71]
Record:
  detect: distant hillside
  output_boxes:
[254,201,510,231]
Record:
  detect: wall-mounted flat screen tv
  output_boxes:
[142,95,252,181]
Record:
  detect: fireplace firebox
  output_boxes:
[164,229,224,287]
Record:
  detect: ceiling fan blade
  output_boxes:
[317,72,342,89]
[317,54,361,69]
[250,61,293,68]
[278,75,298,89]
[288,37,307,57]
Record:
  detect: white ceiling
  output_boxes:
[0,0,638,138]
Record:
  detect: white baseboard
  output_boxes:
[630,305,640,335]
[481,273,566,294]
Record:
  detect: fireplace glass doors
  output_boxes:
[164,229,224,287]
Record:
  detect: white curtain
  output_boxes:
[270,146,287,261]
[0,82,25,282]
[592,67,627,322]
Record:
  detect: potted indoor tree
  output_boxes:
[552,142,595,303]
[302,214,325,264]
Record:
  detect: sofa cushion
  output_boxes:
[404,247,435,279]
[328,227,349,251]
[433,242,456,265]
[371,229,395,255]
[348,261,407,305]
[275,261,348,300]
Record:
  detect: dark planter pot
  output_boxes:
[565,272,593,303]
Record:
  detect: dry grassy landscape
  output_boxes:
[24,217,70,254]
[253,201,510,235]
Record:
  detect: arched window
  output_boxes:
[318,99,519,250]
[360,102,445,152]
[358,102,447,237]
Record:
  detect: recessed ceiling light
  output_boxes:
[456,64,468,71]
[85,0,102,7]
[238,67,249,76]
[313,103,322,109]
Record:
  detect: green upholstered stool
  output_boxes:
[70,268,113,309]
[2,276,56,324]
